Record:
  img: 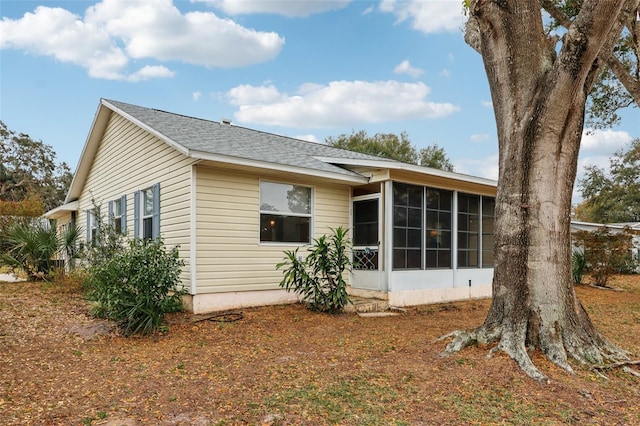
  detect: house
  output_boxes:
[46,99,498,314]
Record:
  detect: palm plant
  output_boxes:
[1,221,60,279]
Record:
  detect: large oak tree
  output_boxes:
[445,0,640,380]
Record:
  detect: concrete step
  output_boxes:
[345,296,390,313]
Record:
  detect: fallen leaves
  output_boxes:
[1,276,639,424]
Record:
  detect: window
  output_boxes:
[425,188,452,268]
[457,193,480,267]
[134,183,160,239]
[482,197,496,268]
[393,182,423,269]
[109,195,127,235]
[86,209,98,246]
[260,181,311,243]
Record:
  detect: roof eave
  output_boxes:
[44,201,79,219]
[314,156,498,187]
[64,99,192,203]
[191,150,369,184]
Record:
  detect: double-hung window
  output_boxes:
[260,181,311,243]
[109,195,127,235]
[134,183,160,240]
[86,209,99,246]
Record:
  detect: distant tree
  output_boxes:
[326,130,418,164]
[0,120,72,211]
[576,138,640,223]
[418,143,455,171]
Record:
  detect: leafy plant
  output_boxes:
[277,226,351,313]
[574,227,635,287]
[0,220,59,279]
[572,250,587,284]
[85,238,186,335]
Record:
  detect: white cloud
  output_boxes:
[393,60,423,78]
[439,68,451,78]
[362,5,375,15]
[470,133,489,142]
[226,80,460,128]
[379,0,465,33]
[580,128,632,155]
[126,65,175,82]
[456,153,499,181]
[481,100,493,108]
[195,0,351,17]
[294,134,321,143]
[193,91,203,101]
[0,0,284,80]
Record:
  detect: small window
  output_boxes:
[86,209,99,246]
[109,195,127,235]
[135,184,160,239]
[260,181,311,243]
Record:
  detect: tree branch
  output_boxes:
[543,0,640,107]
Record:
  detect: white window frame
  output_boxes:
[134,183,160,240]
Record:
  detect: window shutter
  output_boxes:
[121,195,127,234]
[108,200,114,226]
[152,183,160,239]
[134,190,140,238]
[86,210,91,242]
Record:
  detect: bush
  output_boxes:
[85,238,186,336]
[572,250,587,284]
[574,228,635,287]
[277,226,351,313]
[1,221,59,279]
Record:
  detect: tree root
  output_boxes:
[592,360,640,378]
[440,325,633,382]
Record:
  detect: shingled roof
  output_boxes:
[104,99,397,179]
[63,98,496,204]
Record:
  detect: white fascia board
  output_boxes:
[44,201,79,219]
[101,99,190,157]
[570,220,637,234]
[190,150,370,184]
[314,156,498,187]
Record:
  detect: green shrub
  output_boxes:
[1,221,59,279]
[572,250,587,284]
[85,238,186,335]
[277,226,351,313]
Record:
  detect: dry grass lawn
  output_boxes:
[1,275,639,425]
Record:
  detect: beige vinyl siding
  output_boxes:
[194,166,351,294]
[76,112,195,288]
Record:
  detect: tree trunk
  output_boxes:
[445,0,636,380]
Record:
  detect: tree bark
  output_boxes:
[445,0,637,380]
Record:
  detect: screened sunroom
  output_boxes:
[349,174,496,306]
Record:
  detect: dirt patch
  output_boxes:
[1,276,639,425]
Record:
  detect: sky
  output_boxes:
[1,0,638,203]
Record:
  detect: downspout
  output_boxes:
[190,164,198,296]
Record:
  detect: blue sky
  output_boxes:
[1,0,638,202]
